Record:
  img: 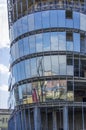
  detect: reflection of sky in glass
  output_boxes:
[36,34,43,52]
[51,32,58,50]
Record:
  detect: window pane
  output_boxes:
[31,58,37,77]
[67,65,73,75]
[28,14,34,31]
[58,32,66,50]
[29,35,36,54]
[42,11,50,28]
[37,57,44,77]
[59,55,66,75]
[17,19,22,36]
[11,44,15,61]
[58,10,65,27]
[17,63,21,81]
[50,10,57,27]
[43,33,50,51]
[35,12,42,29]
[22,16,28,33]
[20,61,25,80]
[25,59,30,78]
[73,33,80,52]
[13,22,17,39]
[67,41,73,51]
[73,12,80,29]
[51,56,59,75]
[80,13,86,31]
[15,42,19,59]
[22,84,27,100]
[18,40,24,57]
[23,37,29,55]
[44,56,51,76]
[36,34,43,52]
[27,84,32,96]
[66,19,73,28]
[18,86,22,100]
[51,32,58,51]
[80,34,86,53]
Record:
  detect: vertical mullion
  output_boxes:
[28,108,31,130]
[45,108,48,130]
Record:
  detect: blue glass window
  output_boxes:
[59,55,66,75]
[67,41,73,51]
[17,63,21,81]
[22,16,28,34]
[34,12,42,29]
[15,42,19,59]
[17,19,22,36]
[13,22,17,39]
[10,26,14,42]
[51,32,58,51]
[31,58,37,77]
[19,61,25,80]
[27,84,32,96]
[58,10,65,27]
[18,86,22,100]
[58,32,66,50]
[80,13,86,31]
[43,33,50,51]
[42,11,50,28]
[29,35,36,54]
[23,37,29,55]
[28,14,34,31]
[18,40,24,57]
[66,19,73,28]
[37,57,43,77]
[50,10,57,27]
[11,44,15,61]
[51,56,59,75]
[22,84,27,99]
[73,12,80,29]
[25,59,30,78]
[73,33,80,52]
[36,34,43,52]
[80,35,86,53]
[44,56,51,76]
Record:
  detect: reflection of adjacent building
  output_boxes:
[7,0,86,130]
[0,109,10,130]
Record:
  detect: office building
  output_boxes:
[8,0,86,130]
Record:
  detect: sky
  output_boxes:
[0,0,10,108]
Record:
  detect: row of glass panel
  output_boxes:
[10,10,86,41]
[12,54,86,84]
[12,55,74,83]
[11,32,82,62]
[14,80,74,105]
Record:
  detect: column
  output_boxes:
[34,107,41,130]
[63,106,69,130]
[52,111,57,130]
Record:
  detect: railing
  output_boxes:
[8,1,86,28]
[31,1,86,13]
[15,101,86,110]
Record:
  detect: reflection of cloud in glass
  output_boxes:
[51,35,58,50]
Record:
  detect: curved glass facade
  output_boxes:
[10,10,86,41]
[8,0,86,107]
[11,31,85,62]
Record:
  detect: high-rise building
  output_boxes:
[7,0,86,130]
